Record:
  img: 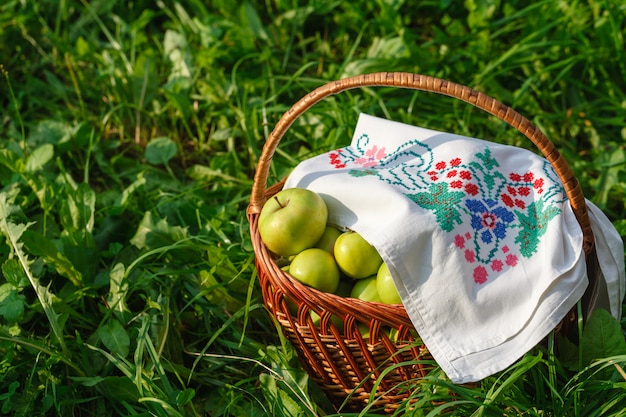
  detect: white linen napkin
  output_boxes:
[283,113,625,383]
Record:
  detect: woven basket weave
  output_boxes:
[247,72,595,413]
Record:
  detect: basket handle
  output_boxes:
[248,72,594,255]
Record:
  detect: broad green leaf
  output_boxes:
[144,137,177,165]
[21,230,83,287]
[59,182,96,234]
[95,376,141,402]
[259,373,306,417]
[25,144,54,173]
[2,258,29,288]
[130,211,188,251]
[164,29,192,83]
[0,148,26,174]
[581,308,626,366]
[98,318,130,358]
[199,270,243,312]
[557,333,580,371]
[0,193,67,351]
[107,263,128,313]
[27,119,73,146]
[0,283,25,322]
[112,172,146,215]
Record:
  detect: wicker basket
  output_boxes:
[247,72,596,413]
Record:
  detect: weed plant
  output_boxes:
[0,0,625,415]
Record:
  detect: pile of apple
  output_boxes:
[258,187,402,305]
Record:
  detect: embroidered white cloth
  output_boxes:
[284,113,625,383]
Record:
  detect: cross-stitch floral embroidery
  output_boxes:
[328,135,564,285]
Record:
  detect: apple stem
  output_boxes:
[273,196,285,208]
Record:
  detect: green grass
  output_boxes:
[1,0,625,415]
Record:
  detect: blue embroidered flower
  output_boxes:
[466,198,514,243]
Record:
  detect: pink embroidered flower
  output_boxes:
[473,266,488,284]
[354,146,386,167]
[465,249,476,263]
[506,254,518,266]
[454,234,465,248]
[450,157,462,167]
[491,259,503,272]
[502,245,509,253]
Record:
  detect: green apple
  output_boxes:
[334,231,382,279]
[310,311,345,332]
[289,248,340,293]
[349,275,382,303]
[376,263,402,305]
[258,188,328,257]
[314,226,342,255]
[334,279,353,298]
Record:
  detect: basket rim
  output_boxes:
[247,72,594,256]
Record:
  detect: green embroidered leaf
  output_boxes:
[407,183,464,232]
[476,148,499,171]
[514,198,561,257]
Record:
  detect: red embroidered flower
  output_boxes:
[515,199,525,209]
[450,157,462,167]
[524,172,534,182]
[507,186,517,196]
[518,186,530,196]
[447,170,458,178]
[509,173,522,182]
[491,259,503,272]
[473,266,488,284]
[450,180,463,189]
[454,234,465,248]
[460,170,472,180]
[501,194,514,207]
[329,151,346,168]
[465,249,476,263]
[436,161,447,170]
[465,183,479,195]
[533,178,544,189]
[506,254,518,266]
